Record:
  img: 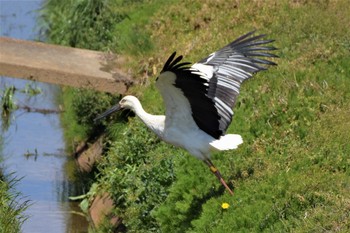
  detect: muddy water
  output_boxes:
[0,1,89,232]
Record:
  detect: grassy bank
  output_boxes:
[42,0,350,232]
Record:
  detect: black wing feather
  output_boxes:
[160,31,278,139]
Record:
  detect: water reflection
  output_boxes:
[0,1,89,232]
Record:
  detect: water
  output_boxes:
[0,1,89,232]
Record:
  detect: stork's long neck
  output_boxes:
[131,100,165,139]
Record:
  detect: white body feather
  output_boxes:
[132,93,243,160]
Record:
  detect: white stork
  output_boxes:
[95,31,277,195]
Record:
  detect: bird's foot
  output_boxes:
[205,159,234,195]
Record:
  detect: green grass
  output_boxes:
[0,174,30,233]
[43,0,350,232]
[109,0,176,55]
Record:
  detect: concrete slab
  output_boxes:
[0,37,133,94]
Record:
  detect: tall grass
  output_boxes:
[0,174,30,233]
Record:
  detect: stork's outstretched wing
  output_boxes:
[156,31,277,139]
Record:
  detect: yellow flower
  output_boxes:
[221,202,230,209]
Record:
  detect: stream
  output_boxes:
[1,1,89,232]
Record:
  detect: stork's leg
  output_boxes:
[204,159,234,195]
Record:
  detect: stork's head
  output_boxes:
[94,95,141,121]
[118,95,141,110]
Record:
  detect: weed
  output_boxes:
[20,82,42,97]
[0,85,16,131]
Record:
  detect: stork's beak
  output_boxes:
[94,104,122,122]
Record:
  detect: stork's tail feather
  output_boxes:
[210,134,243,151]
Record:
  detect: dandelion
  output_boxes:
[221,202,230,210]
